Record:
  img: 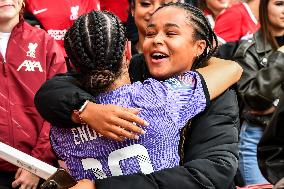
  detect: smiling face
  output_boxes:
[0,0,23,26]
[143,6,206,79]
[267,0,284,35]
[131,0,179,38]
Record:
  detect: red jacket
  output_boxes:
[0,21,66,172]
[25,0,100,53]
[214,2,260,43]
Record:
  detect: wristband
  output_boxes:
[73,100,90,125]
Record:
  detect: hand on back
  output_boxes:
[74,102,148,141]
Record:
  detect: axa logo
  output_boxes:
[17,60,43,72]
[70,6,79,20]
[26,43,38,58]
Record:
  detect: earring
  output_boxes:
[196,54,199,59]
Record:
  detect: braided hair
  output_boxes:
[64,11,126,95]
[155,2,218,69]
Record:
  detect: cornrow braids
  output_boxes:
[64,11,127,95]
[155,2,218,69]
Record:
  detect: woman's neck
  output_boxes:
[271,29,284,37]
[108,70,132,92]
[0,16,19,32]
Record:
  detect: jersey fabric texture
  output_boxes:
[25,0,100,53]
[50,71,209,181]
[214,2,260,43]
[0,20,66,172]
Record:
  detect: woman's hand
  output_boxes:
[70,179,96,189]
[11,168,40,189]
[73,102,149,141]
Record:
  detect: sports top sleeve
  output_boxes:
[138,71,210,126]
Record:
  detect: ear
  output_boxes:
[122,41,132,69]
[125,41,132,61]
[194,39,206,57]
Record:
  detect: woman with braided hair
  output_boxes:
[49,4,242,187]
[35,2,241,189]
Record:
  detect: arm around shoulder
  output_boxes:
[196,57,243,100]
[34,73,94,128]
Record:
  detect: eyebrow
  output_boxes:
[164,23,180,28]
[147,23,180,29]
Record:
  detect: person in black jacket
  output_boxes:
[35,3,240,189]
[233,0,284,185]
[258,94,284,187]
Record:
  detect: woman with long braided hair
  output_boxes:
[49,4,242,187]
[36,2,241,189]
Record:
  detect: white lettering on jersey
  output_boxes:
[17,60,43,72]
[71,125,98,145]
[108,144,154,175]
[81,144,154,179]
[48,29,67,41]
[82,158,107,179]
[26,43,38,58]
[70,6,79,20]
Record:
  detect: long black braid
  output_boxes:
[155,2,218,69]
[64,11,126,95]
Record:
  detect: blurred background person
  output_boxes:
[234,0,284,185]
[258,94,284,189]
[214,0,260,44]
[24,0,100,54]
[197,0,237,28]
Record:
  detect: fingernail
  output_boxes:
[144,121,149,126]
[141,130,146,134]
[134,135,139,140]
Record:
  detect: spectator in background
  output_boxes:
[258,94,284,188]
[127,0,181,55]
[0,0,66,188]
[197,0,234,28]
[214,0,260,43]
[234,0,284,185]
[24,0,100,54]
[100,0,129,24]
